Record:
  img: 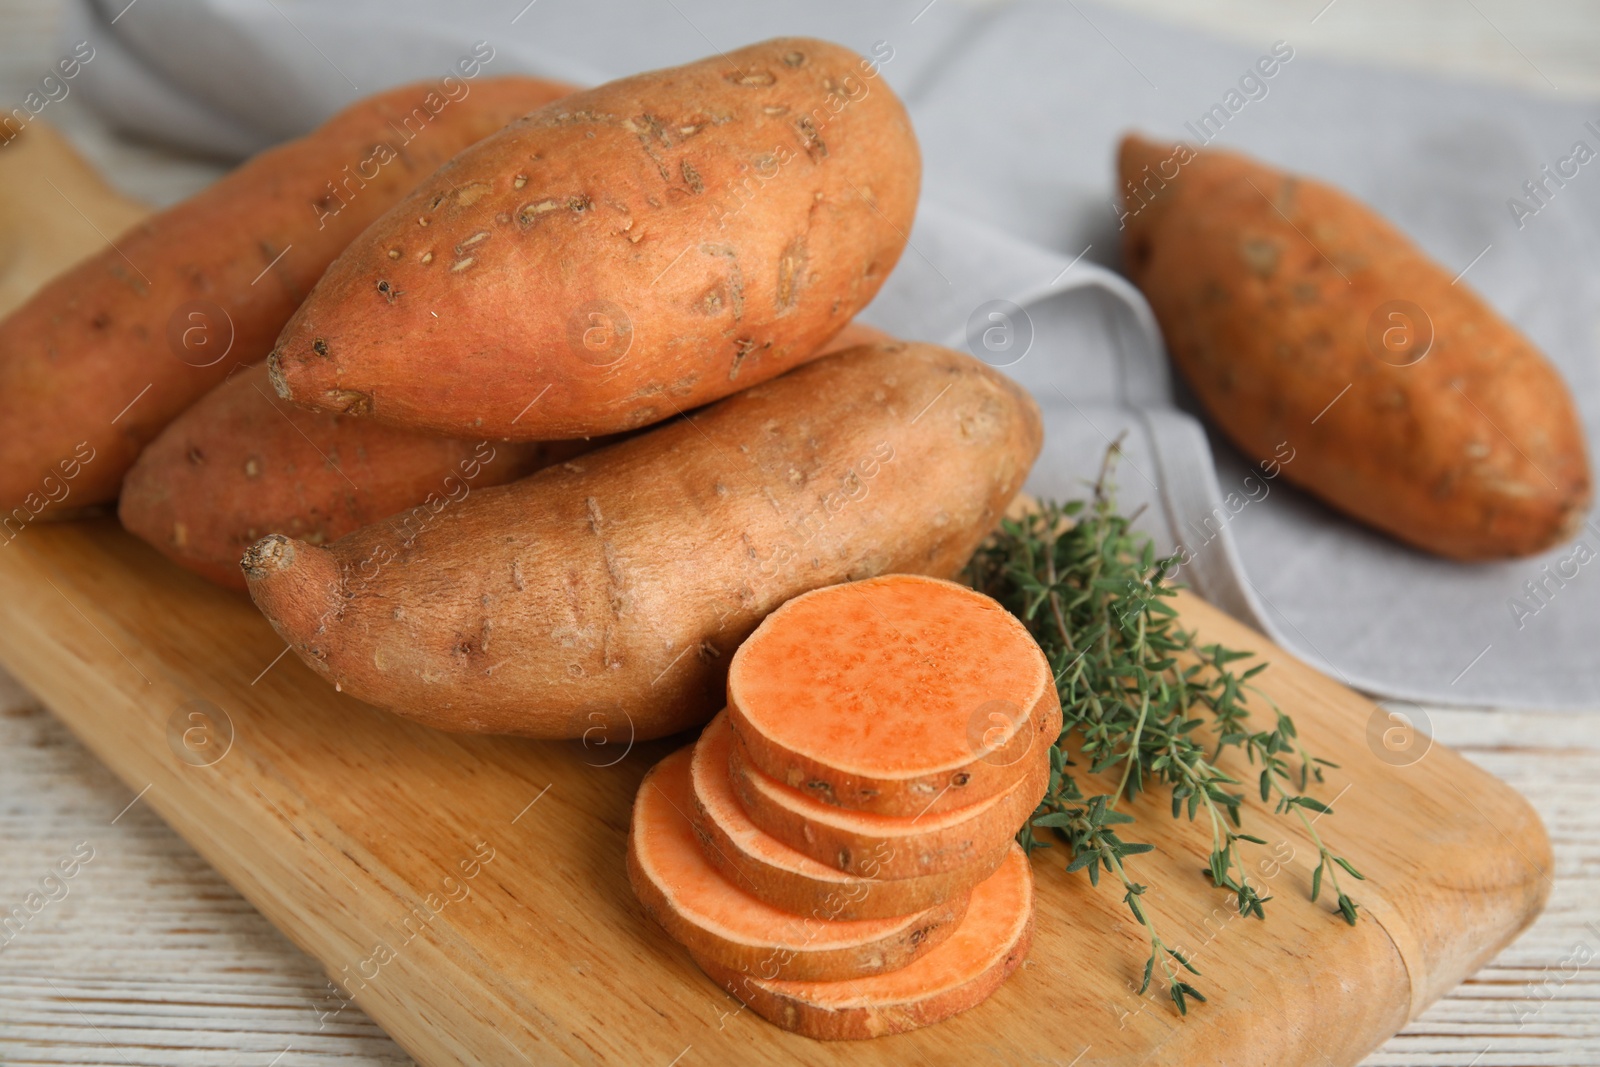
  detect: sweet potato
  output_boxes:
[122,319,879,590]
[727,574,1059,817]
[628,745,966,982]
[728,732,1046,879]
[815,319,891,354]
[118,363,586,590]
[268,38,919,441]
[690,713,1009,921]
[0,74,574,518]
[697,842,1034,1040]
[242,340,1041,740]
[1119,135,1592,560]
[0,121,149,319]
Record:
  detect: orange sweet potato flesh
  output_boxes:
[268,38,919,440]
[0,75,574,519]
[728,574,1059,818]
[628,745,966,982]
[118,363,587,590]
[729,731,1048,880]
[697,843,1034,1040]
[690,713,1009,921]
[241,340,1041,740]
[1119,134,1592,560]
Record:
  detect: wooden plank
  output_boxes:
[6,691,1594,1066]
[0,520,1551,1065]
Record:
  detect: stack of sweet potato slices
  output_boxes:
[626,574,1058,1039]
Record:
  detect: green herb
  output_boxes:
[964,443,1363,1015]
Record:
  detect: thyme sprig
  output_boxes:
[965,445,1364,1015]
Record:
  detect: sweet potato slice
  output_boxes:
[119,364,587,590]
[698,842,1034,1040]
[729,730,1048,879]
[727,574,1059,817]
[690,713,1007,921]
[627,746,967,982]
[1119,134,1592,559]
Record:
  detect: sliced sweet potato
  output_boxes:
[1119,134,1592,560]
[690,713,1008,921]
[627,746,966,982]
[0,75,574,517]
[727,574,1059,817]
[729,731,1048,879]
[118,364,588,589]
[243,341,1042,740]
[698,842,1034,1040]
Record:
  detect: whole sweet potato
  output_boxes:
[268,38,919,440]
[1119,135,1591,560]
[242,341,1041,740]
[119,364,587,590]
[0,122,149,319]
[122,322,879,590]
[0,73,574,520]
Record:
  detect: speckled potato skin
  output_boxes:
[118,364,579,591]
[268,38,920,440]
[1119,135,1591,560]
[242,341,1042,740]
[123,321,874,591]
[0,76,575,517]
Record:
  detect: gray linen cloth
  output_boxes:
[58,0,1600,708]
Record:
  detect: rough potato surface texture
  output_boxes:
[1120,135,1591,560]
[242,341,1042,740]
[119,364,577,590]
[269,38,920,440]
[0,76,573,515]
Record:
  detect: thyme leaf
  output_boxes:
[965,443,1362,1015]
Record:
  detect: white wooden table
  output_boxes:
[3,1,1599,1063]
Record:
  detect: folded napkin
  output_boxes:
[64,0,1600,709]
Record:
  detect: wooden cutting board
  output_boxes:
[0,519,1549,1065]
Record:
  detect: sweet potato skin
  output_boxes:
[695,844,1034,1040]
[242,341,1042,740]
[1119,135,1591,560]
[627,746,967,982]
[729,734,1048,879]
[689,713,1009,921]
[122,320,872,589]
[0,75,574,517]
[118,364,580,590]
[694,924,1032,1040]
[0,121,150,320]
[269,38,919,440]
